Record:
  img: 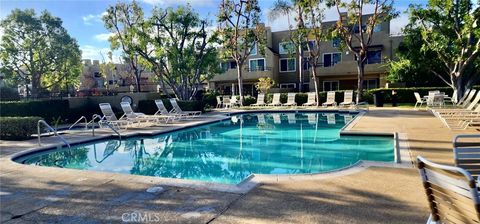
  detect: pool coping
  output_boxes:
[7,109,412,194]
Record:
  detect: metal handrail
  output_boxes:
[68,116,88,130]
[37,120,71,148]
[98,120,122,141]
[89,114,103,136]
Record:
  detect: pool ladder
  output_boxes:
[68,115,121,141]
[37,120,71,148]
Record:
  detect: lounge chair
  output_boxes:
[453,134,480,177]
[414,92,426,110]
[216,96,223,108]
[303,92,317,106]
[169,98,202,117]
[282,93,297,107]
[339,90,355,107]
[251,94,266,107]
[229,97,241,108]
[322,91,337,107]
[433,92,480,116]
[98,103,133,129]
[417,156,480,224]
[455,89,471,106]
[154,99,185,120]
[120,102,170,124]
[268,93,282,106]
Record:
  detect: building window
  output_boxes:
[302,40,316,51]
[280,83,296,89]
[332,38,341,47]
[323,53,342,67]
[250,42,257,55]
[279,42,295,54]
[302,59,311,71]
[323,81,339,91]
[363,79,378,89]
[367,50,382,64]
[279,58,296,72]
[249,58,265,72]
[220,61,237,71]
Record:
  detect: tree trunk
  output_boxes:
[454,74,464,102]
[298,45,303,92]
[311,68,320,107]
[356,60,365,104]
[135,71,141,92]
[236,63,244,106]
[31,74,41,98]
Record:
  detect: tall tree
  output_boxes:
[327,0,397,103]
[270,0,327,104]
[103,2,145,92]
[217,0,265,105]
[408,0,480,99]
[0,9,82,98]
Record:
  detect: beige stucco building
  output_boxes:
[209,15,403,96]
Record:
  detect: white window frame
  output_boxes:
[323,80,339,91]
[279,41,295,54]
[322,52,342,67]
[248,58,266,72]
[279,58,296,73]
[280,83,296,89]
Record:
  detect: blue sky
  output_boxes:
[0,0,427,62]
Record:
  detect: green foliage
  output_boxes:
[0,86,20,101]
[0,100,69,123]
[0,9,82,97]
[103,3,220,100]
[406,0,480,93]
[0,116,42,140]
[255,77,275,93]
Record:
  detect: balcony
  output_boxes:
[314,60,387,77]
[210,66,273,82]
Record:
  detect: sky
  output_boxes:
[0,0,428,62]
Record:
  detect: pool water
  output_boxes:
[19,112,394,184]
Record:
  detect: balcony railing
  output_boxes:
[245,66,272,72]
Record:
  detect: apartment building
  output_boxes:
[209,15,403,95]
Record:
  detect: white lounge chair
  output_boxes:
[268,93,282,106]
[339,90,355,107]
[222,96,231,108]
[120,102,162,125]
[216,96,223,108]
[251,94,266,107]
[303,92,317,106]
[98,103,133,129]
[154,99,185,120]
[229,97,241,108]
[169,98,202,117]
[414,92,426,110]
[283,93,297,106]
[417,156,480,224]
[433,92,480,116]
[453,134,480,177]
[322,91,337,107]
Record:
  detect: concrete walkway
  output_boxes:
[1,108,479,223]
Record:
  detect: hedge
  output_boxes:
[0,100,70,123]
[0,87,20,101]
[0,116,42,140]
[138,99,206,115]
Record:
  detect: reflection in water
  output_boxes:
[22,112,393,184]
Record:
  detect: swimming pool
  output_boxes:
[17,112,394,184]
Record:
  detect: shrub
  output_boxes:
[243,96,257,106]
[0,116,42,140]
[0,87,20,101]
[0,100,69,123]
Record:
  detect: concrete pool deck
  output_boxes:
[1,108,479,223]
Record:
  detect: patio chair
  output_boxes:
[283,93,297,107]
[216,96,223,108]
[427,92,444,108]
[98,103,133,130]
[453,134,480,178]
[414,92,427,110]
[169,98,202,117]
[154,99,185,120]
[229,97,241,108]
[268,93,282,106]
[434,92,480,116]
[303,92,317,106]
[251,93,266,107]
[339,90,355,107]
[322,91,337,107]
[417,156,480,224]
[120,102,171,124]
[223,96,231,108]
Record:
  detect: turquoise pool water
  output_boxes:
[18,112,394,184]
